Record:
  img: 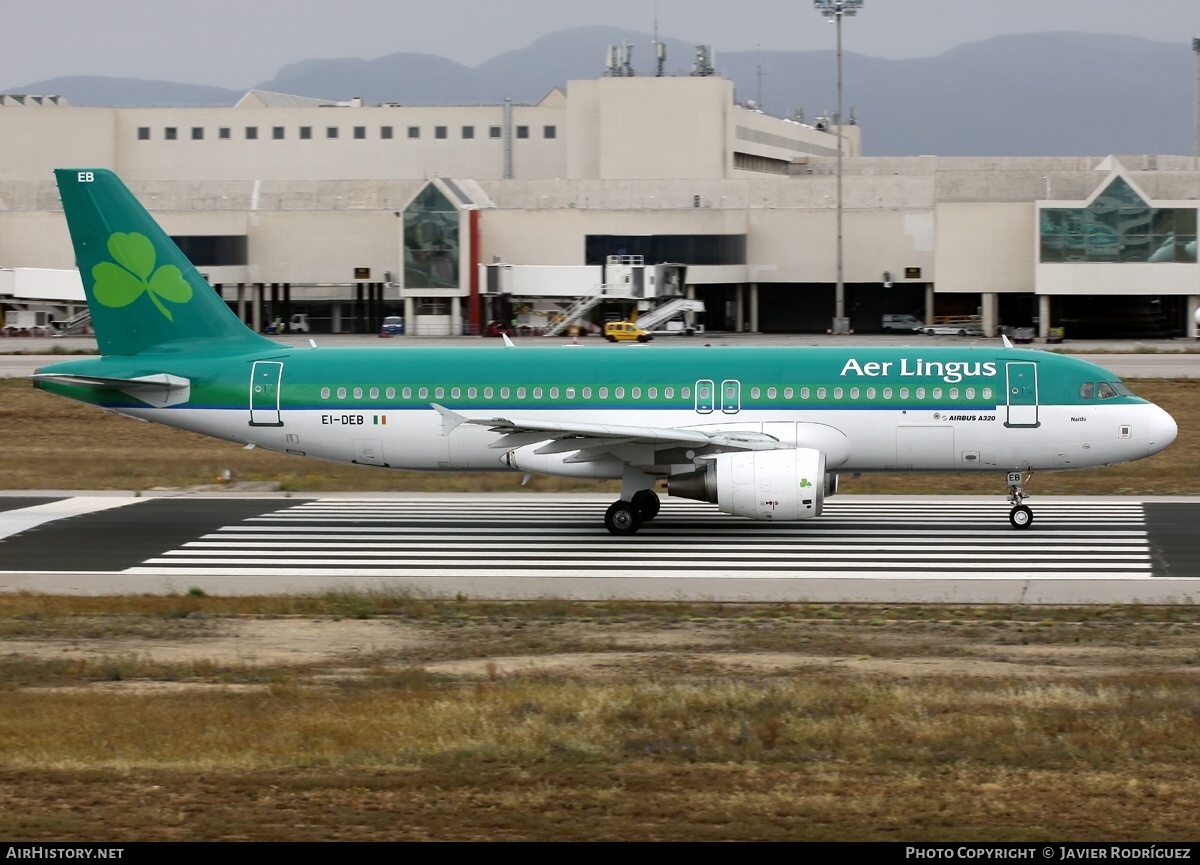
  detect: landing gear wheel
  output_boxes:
[1009,505,1033,529]
[631,489,660,522]
[604,501,642,535]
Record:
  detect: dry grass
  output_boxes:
[2,594,1200,840]
[1,377,1195,493]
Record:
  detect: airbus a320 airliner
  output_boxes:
[33,169,1177,534]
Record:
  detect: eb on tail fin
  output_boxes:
[55,168,273,356]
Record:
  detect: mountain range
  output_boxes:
[4,26,1195,158]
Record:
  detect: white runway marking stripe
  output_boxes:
[131,497,1154,578]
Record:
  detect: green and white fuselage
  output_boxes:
[32,169,1178,534]
[35,343,1173,476]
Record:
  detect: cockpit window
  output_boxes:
[1079,382,1095,399]
[1112,382,1134,397]
[1097,381,1118,400]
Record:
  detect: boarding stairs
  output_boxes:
[542,285,609,337]
[635,298,706,332]
[51,308,92,336]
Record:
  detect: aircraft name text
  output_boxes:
[840,358,998,383]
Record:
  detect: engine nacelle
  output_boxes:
[669,448,827,520]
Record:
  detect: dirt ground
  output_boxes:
[8,614,1197,683]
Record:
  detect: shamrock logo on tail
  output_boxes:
[93,232,192,321]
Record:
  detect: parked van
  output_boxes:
[882,314,922,332]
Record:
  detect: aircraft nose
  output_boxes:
[1147,404,1178,456]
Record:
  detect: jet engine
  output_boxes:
[669,448,827,520]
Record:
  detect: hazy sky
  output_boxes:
[4,0,1200,90]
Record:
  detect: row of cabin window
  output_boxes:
[317,384,996,402]
[746,385,994,401]
[139,125,556,142]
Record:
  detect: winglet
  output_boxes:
[431,402,467,436]
[502,333,516,348]
[1001,334,1014,349]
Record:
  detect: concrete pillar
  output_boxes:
[748,283,759,333]
[1188,295,1200,340]
[236,283,245,324]
[981,292,999,338]
[1038,295,1052,339]
[924,284,935,325]
[404,296,415,334]
[735,285,745,332]
[252,284,263,333]
[451,296,463,335]
[332,303,342,334]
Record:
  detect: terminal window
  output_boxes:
[544,125,556,139]
[273,126,284,140]
[516,126,529,139]
[137,127,150,140]
[489,126,501,139]
[218,127,231,140]
[462,126,474,139]
[299,126,312,140]
[381,126,394,139]
[354,126,366,140]
[245,127,258,140]
[191,127,204,140]
[408,126,420,138]
[435,126,447,139]
[326,127,339,139]
[1040,176,1198,264]
[164,127,177,140]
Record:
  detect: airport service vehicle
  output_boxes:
[882,314,922,333]
[33,169,1178,534]
[924,320,985,337]
[604,320,652,342]
[380,315,405,337]
[288,314,311,334]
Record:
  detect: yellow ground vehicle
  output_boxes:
[603,321,653,342]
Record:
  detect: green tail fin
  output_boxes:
[54,168,274,356]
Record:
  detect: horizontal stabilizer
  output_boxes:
[32,372,191,408]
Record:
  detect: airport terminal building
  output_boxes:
[1,73,1198,338]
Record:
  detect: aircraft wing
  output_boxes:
[31,372,191,408]
[442,407,779,466]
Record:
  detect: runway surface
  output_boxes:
[2,493,1199,602]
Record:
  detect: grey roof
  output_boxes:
[235,90,335,108]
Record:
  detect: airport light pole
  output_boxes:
[1193,37,1200,171]
[813,0,862,334]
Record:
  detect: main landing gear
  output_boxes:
[604,489,660,535]
[1006,471,1033,529]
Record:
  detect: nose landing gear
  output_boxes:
[1007,471,1033,529]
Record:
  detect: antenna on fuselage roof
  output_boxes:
[502,333,516,348]
[1001,334,1014,348]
